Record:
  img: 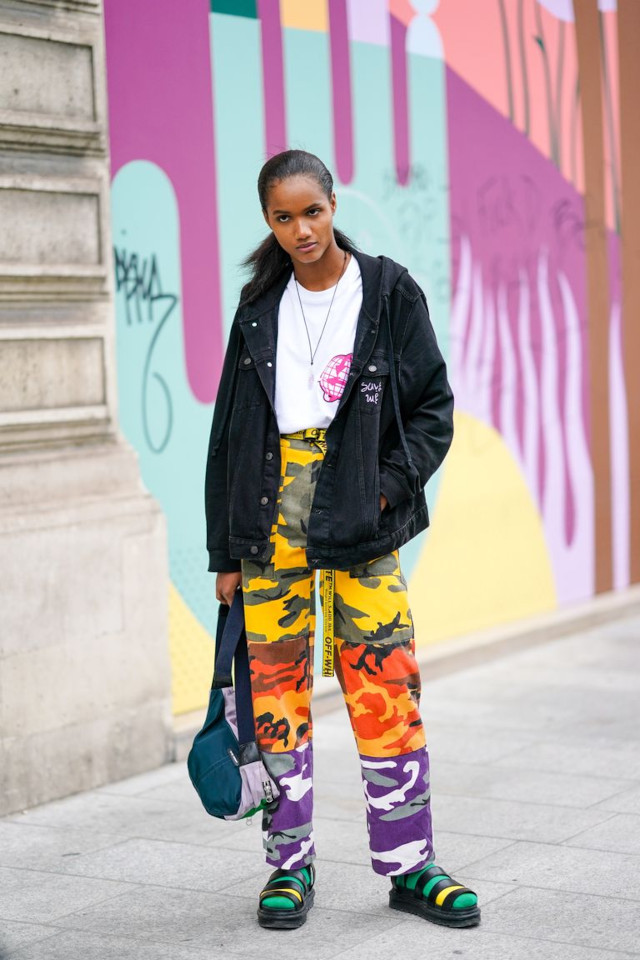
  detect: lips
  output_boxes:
[296,242,317,251]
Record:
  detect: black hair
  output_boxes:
[239,149,359,304]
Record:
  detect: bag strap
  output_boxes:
[232,626,256,747]
[386,302,413,467]
[212,590,256,747]
[212,590,245,687]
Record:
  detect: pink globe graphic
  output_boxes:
[319,353,353,402]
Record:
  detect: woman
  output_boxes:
[205,149,480,931]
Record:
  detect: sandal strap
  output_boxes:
[266,865,314,894]
[259,885,304,908]
[438,886,476,910]
[260,864,315,911]
[414,867,476,906]
[415,867,449,897]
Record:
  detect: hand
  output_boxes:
[380,494,388,512]
[216,570,242,605]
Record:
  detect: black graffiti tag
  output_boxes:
[113,247,178,454]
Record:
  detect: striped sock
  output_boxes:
[395,864,477,910]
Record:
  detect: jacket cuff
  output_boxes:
[378,467,412,510]
[208,552,242,574]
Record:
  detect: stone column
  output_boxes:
[0,0,173,816]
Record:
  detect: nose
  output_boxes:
[295,218,311,240]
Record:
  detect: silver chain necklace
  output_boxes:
[294,249,349,387]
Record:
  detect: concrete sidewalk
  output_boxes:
[1,614,640,959]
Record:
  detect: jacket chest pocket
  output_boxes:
[358,356,389,414]
[235,349,263,409]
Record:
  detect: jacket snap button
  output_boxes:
[244,357,251,365]
[260,496,269,505]
[368,364,377,372]
[250,545,258,555]
[267,361,273,367]
[251,321,257,327]
[265,452,273,460]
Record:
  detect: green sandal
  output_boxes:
[257,864,316,930]
[389,863,481,928]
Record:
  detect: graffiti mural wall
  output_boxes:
[103,0,632,715]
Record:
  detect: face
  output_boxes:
[262,175,337,265]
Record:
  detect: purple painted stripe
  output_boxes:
[390,13,410,186]
[257,0,287,157]
[104,0,222,403]
[328,0,354,184]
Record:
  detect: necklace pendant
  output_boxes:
[308,366,315,388]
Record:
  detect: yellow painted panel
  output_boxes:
[169,582,215,715]
[280,0,328,32]
[410,411,557,645]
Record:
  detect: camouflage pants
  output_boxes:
[241,434,434,876]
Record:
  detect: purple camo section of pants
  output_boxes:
[361,745,435,876]
[261,741,316,870]
[260,740,435,876]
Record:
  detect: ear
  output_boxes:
[329,191,337,215]
[262,208,270,227]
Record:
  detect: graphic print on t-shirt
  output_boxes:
[319,353,353,402]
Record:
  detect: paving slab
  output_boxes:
[562,812,640,855]
[0,821,128,873]
[1,930,221,960]
[432,759,636,809]
[492,736,640,781]
[0,921,60,958]
[594,782,640,815]
[94,763,186,798]
[460,840,640,901]
[47,836,267,891]
[47,885,399,959]
[6,790,230,846]
[330,922,639,960]
[481,885,640,955]
[424,723,542,765]
[0,866,135,924]
[429,792,616,843]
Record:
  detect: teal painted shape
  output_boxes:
[283,27,333,156]
[211,0,257,19]
[210,13,265,333]
[111,160,216,633]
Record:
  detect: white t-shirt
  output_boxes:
[274,253,363,434]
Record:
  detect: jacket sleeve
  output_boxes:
[378,284,455,509]
[204,313,244,573]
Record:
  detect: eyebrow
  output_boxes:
[271,203,322,214]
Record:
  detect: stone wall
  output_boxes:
[0,0,173,816]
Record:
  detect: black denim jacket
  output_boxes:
[205,248,454,573]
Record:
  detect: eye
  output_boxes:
[276,215,290,223]
[308,208,320,216]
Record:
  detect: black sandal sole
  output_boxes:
[257,888,315,929]
[389,887,481,928]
